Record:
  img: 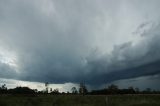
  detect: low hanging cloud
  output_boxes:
[85,22,160,84]
[0,0,160,86]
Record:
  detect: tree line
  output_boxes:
[0,83,160,95]
[89,84,160,95]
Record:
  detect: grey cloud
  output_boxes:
[85,23,160,85]
[0,0,107,83]
[0,62,18,79]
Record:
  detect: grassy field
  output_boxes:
[0,94,160,106]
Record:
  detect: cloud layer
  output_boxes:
[0,0,160,87]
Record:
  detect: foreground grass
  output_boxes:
[0,94,160,106]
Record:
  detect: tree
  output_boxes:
[1,84,7,90]
[135,87,139,94]
[71,87,78,94]
[45,82,49,93]
[0,84,7,94]
[50,88,52,92]
[107,84,119,94]
[8,87,35,94]
[145,88,152,94]
[108,84,118,90]
[51,88,60,94]
[79,82,88,95]
[128,86,135,94]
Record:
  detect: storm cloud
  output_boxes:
[0,0,160,87]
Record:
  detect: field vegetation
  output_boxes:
[0,94,160,106]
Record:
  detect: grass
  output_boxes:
[0,94,160,106]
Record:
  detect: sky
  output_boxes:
[0,0,160,91]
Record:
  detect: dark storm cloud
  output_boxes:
[0,0,110,83]
[84,22,160,84]
[0,62,18,79]
[86,60,160,85]
[0,0,160,86]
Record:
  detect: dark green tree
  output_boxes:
[1,84,7,90]
[128,86,136,94]
[45,82,49,93]
[51,88,60,94]
[107,84,119,94]
[71,87,78,94]
[135,87,139,94]
[79,82,88,95]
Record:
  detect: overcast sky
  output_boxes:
[0,0,160,91]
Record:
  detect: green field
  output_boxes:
[0,94,160,106]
